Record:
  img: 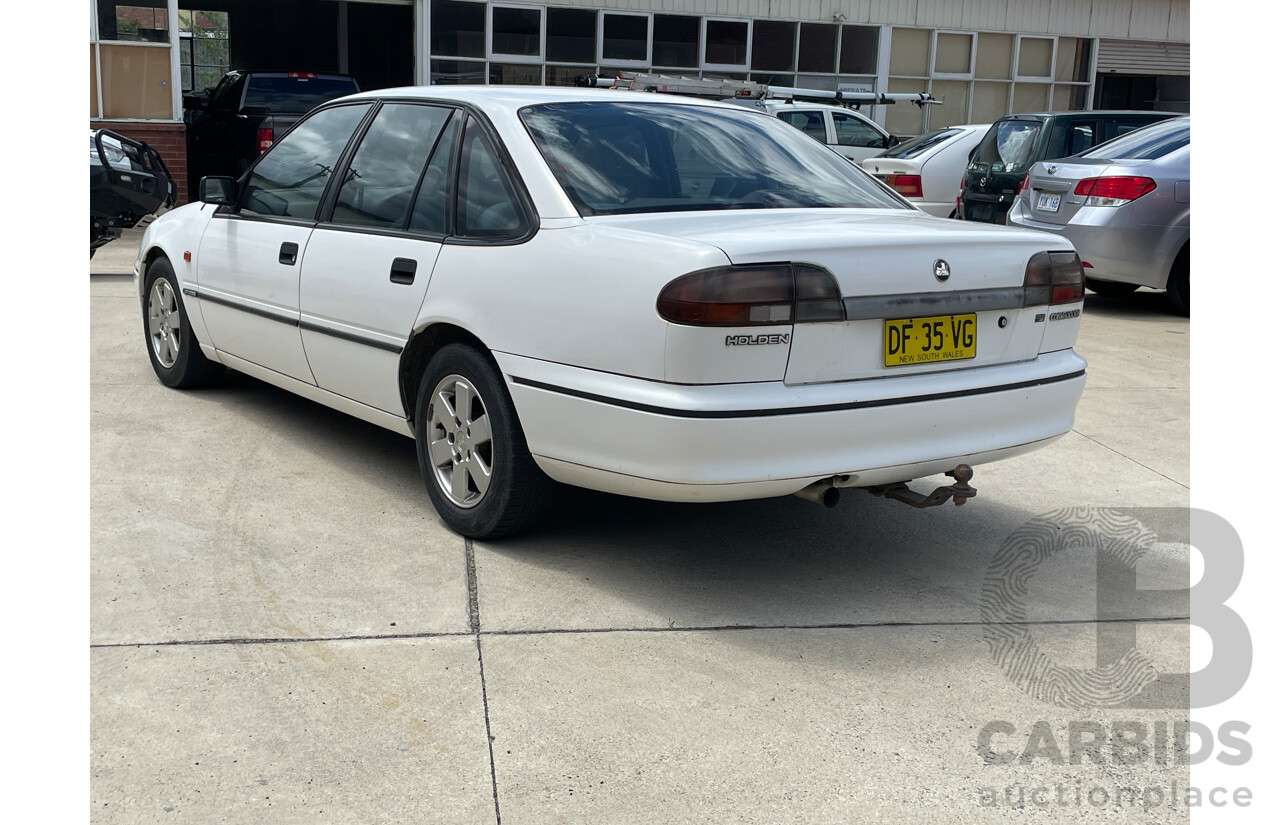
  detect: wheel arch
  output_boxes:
[399,322,495,425]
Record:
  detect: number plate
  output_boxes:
[1036,192,1062,212]
[884,314,978,367]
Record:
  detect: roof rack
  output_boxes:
[574,71,937,109]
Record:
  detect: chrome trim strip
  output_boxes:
[843,287,1026,320]
[190,288,404,354]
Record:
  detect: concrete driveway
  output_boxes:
[91,231,1190,823]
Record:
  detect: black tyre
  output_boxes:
[142,256,225,388]
[414,344,552,539]
[1085,277,1139,297]
[1166,247,1190,316]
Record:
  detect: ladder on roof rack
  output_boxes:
[574,71,938,109]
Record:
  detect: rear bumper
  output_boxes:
[1007,202,1185,289]
[498,349,1086,502]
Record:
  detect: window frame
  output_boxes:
[487,3,544,64]
[1013,35,1057,83]
[701,17,752,74]
[597,11,652,70]
[930,30,977,80]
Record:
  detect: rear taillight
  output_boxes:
[885,173,923,198]
[1023,251,1085,305]
[256,127,274,155]
[1015,174,1029,196]
[657,264,845,326]
[1073,176,1156,206]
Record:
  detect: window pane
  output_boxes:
[653,15,699,68]
[547,8,596,63]
[602,14,648,63]
[98,2,170,42]
[750,73,794,87]
[333,105,452,229]
[1013,82,1050,111]
[796,74,838,91]
[1055,37,1092,83]
[431,59,485,85]
[410,116,461,235]
[971,82,1009,122]
[832,111,884,147]
[100,44,172,119]
[457,120,525,238]
[489,63,541,84]
[1052,84,1088,111]
[975,33,1013,80]
[929,79,969,128]
[1018,38,1053,78]
[778,110,827,141]
[840,26,880,75]
[705,20,748,66]
[242,104,371,220]
[888,28,928,76]
[798,24,837,74]
[431,0,486,58]
[546,65,593,86]
[934,33,972,74]
[751,21,795,72]
[493,7,540,57]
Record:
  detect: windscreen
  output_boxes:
[973,120,1041,171]
[878,128,962,160]
[1081,117,1190,160]
[244,76,360,113]
[520,101,905,216]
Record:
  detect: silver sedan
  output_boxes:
[1007,116,1190,313]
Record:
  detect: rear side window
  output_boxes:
[331,104,453,230]
[777,110,826,141]
[974,120,1041,170]
[241,104,371,220]
[409,115,462,236]
[1044,120,1097,159]
[243,76,360,112]
[455,119,529,240]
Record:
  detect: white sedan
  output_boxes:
[862,123,990,217]
[135,86,1086,538]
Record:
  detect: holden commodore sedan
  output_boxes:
[134,86,1087,538]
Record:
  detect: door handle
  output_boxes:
[279,242,299,265]
[390,257,417,285]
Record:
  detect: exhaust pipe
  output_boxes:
[794,480,840,508]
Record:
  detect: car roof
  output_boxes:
[996,110,1177,121]
[340,84,753,115]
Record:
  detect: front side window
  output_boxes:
[241,104,371,220]
[521,102,904,217]
[832,111,884,147]
[332,104,453,229]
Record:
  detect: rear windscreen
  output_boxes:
[973,120,1041,171]
[879,128,962,160]
[243,76,359,112]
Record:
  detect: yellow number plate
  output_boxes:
[883,314,977,367]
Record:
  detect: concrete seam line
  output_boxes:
[467,537,503,825]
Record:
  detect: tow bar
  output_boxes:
[866,465,977,509]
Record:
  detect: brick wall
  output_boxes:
[90,121,189,206]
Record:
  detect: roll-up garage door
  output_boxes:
[1096,40,1190,75]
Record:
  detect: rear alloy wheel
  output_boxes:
[1085,277,1139,297]
[415,344,551,539]
[142,256,224,388]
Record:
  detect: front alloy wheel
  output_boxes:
[148,278,183,368]
[426,374,494,508]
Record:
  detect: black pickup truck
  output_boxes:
[183,71,360,193]
[90,130,176,257]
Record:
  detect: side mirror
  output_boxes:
[199,176,237,206]
[887,135,902,148]
[182,92,208,110]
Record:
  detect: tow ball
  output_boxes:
[866,465,977,509]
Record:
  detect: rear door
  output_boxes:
[299,102,460,415]
[195,102,372,383]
